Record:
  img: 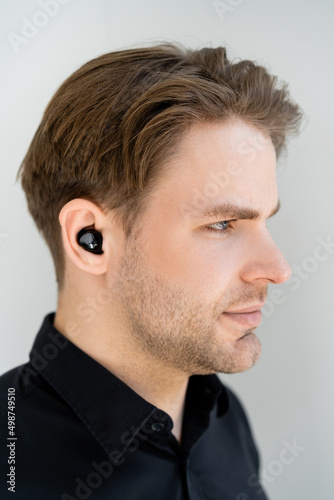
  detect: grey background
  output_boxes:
[1,0,333,498]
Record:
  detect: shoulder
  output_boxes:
[0,362,46,422]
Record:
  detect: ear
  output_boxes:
[58,198,110,277]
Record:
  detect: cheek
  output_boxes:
[144,229,196,283]
[191,239,239,293]
[145,223,238,294]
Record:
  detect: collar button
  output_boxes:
[151,422,165,431]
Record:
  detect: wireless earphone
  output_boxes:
[77,228,104,255]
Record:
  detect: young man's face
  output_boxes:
[112,118,291,375]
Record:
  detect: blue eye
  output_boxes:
[204,220,236,237]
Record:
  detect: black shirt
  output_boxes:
[0,312,269,499]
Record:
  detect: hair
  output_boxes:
[16,41,303,292]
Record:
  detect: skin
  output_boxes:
[54,118,292,444]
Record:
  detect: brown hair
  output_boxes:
[16,42,303,292]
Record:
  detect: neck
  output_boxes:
[53,301,189,443]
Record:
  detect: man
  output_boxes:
[0,42,302,499]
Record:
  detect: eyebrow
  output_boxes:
[191,199,281,221]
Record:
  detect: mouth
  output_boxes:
[221,305,263,328]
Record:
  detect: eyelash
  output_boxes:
[204,220,237,237]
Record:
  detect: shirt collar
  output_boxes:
[28,312,229,461]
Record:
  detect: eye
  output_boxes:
[204,220,236,237]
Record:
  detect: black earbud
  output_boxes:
[77,228,104,255]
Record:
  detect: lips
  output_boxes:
[222,310,263,328]
[225,303,265,313]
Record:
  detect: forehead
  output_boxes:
[152,118,278,219]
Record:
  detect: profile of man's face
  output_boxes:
[106,118,291,376]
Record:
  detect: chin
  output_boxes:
[223,335,262,373]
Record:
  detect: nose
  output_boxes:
[240,230,292,284]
